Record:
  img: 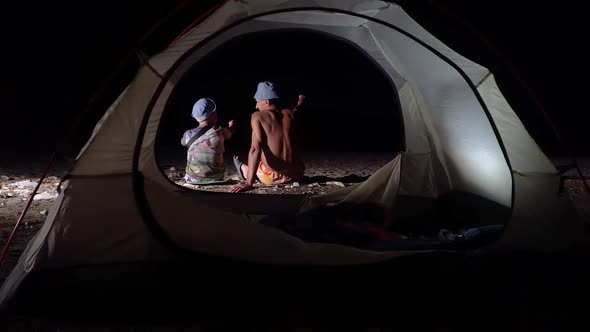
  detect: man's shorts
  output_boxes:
[256,162,304,185]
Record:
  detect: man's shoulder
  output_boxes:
[280,108,296,118]
[250,112,263,124]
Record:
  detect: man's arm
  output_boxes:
[244,114,263,186]
[221,120,235,140]
[292,94,305,113]
[230,114,263,193]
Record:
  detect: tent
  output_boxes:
[2,0,588,322]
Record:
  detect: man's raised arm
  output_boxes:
[293,94,305,112]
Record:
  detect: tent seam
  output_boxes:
[136,49,164,79]
[475,71,492,88]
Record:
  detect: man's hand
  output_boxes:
[230,183,253,193]
[223,119,236,139]
[297,94,305,106]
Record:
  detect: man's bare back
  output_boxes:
[254,108,301,171]
[231,81,304,193]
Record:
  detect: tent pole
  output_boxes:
[168,1,225,47]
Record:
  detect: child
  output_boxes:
[181,98,235,184]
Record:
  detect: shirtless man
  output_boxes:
[230,81,305,193]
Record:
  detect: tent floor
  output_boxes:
[2,251,589,326]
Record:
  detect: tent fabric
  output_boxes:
[478,75,557,174]
[72,67,163,176]
[306,153,402,209]
[491,173,588,253]
[2,0,587,311]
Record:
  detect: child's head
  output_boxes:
[191,98,217,122]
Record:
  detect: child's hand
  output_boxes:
[228,120,235,128]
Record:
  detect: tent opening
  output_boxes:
[155,29,404,193]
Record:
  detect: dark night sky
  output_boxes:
[157,28,403,161]
[1,0,588,164]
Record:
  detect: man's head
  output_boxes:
[254,81,279,111]
[192,98,217,122]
